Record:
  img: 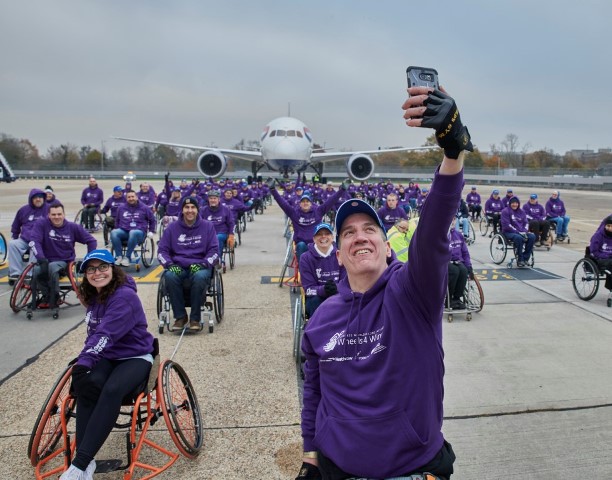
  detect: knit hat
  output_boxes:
[181,196,200,211]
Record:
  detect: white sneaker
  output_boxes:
[120,257,130,267]
[59,459,96,480]
[85,459,96,478]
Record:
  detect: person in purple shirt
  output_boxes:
[589,215,612,292]
[269,180,347,262]
[465,186,482,220]
[298,223,345,318]
[545,190,570,241]
[522,194,550,247]
[80,177,104,231]
[200,190,235,269]
[377,192,408,231]
[62,249,154,480]
[157,197,219,331]
[29,203,97,311]
[297,85,472,479]
[111,191,156,267]
[500,188,514,209]
[136,182,156,212]
[448,222,473,310]
[8,188,49,283]
[484,189,503,235]
[100,186,127,248]
[501,196,535,267]
[44,185,58,204]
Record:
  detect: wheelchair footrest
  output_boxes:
[95,459,123,473]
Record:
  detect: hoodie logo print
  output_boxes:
[323,331,345,352]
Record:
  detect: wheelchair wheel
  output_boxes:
[234,224,242,247]
[293,294,305,360]
[479,217,490,236]
[10,263,35,313]
[489,234,507,265]
[141,237,155,268]
[28,365,75,466]
[228,247,235,270]
[465,220,476,245]
[572,257,600,301]
[0,232,7,265]
[465,277,484,313]
[279,240,293,287]
[211,269,224,323]
[159,360,204,459]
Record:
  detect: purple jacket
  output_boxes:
[11,189,49,240]
[485,195,503,215]
[299,243,344,299]
[80,185,104,208]
[77,276,154,369]
[377,204,408,231]
[29,218,97,262]
[466,192,481,206]
[546,196,567,218]
[448,229,472,267]
[115,200,156,233]
[157,215,219,270]
[301,168,461,478]
[272,187,343,244]
[522,202,546,221]
[590,225,612,260]
[101,195,127,219]
[200,204,235,235]
[501,199,529,234]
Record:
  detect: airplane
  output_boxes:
[113,116,424,181]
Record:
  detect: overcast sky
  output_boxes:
[1,0,610,157]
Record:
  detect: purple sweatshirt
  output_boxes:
[157,215,219,270]
[448,229,472,267]
[272,187,343,244]
[522,202,546,221]
[590,224,612,260]
[299,243,345,299]
[501,198,529,234]
[29,217,97,262]
[546,196,567,218]
[11,189,49,240]
[301,168,461,478]
[77,276,154,369]
[115,200,157,233]
[377,204,408,231]
[101,195,127,218]
[80,185,104,208]
[200,203,235,235]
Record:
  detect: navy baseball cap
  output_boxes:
[530,194,538,199]
[80,249,115,272]
[314,223,333,236]
[335,199,386,242]
[492,189,499,194]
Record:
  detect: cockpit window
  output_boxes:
[270,130,276,137]
[276,130,286,137]
[287,130,296,137]
[296,131,303,138]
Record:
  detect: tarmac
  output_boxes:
[1,179,612,478]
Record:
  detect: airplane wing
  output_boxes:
[311,146,430,163]
[111,136,263,163]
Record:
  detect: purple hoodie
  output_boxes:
[80,185,104,208]
[115,200,157,233]
[590,221,612,260]
[29,217,97,262]
[77,276,154,369]
[11,188,49,240]
[376,204,408,231]
[545,194,567,218]
[448,229,472,267]
[301,168,461,478]
[501,198,529,234]
[299,242,345,299]
[157,213,219,270]
[200,203,235,235]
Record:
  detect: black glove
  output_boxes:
[340,178,350,191]
[37,259,49,282]
[295,462,322,480]
[164,172,170,183]
[421,90,473,159]
[324,280,338,297]
[467,266,474,280]
[266,177,276,189]
[71,365,99,403]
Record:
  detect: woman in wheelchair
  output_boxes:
[448,221,473,310]
[484,189,503,235]
[501,196,536,268]
[589,216,612,290]
[61,249,155,480]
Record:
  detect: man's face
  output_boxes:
[126,192,138,205]
[171,191,181,199]
[45,192,54,200]
[49,206,65,227]
[313,228,333,250]
[529,198,537,204]
[551,192,559,199]
[182,203,198,224]
[337,213,389,280]
[386,195,398,208]
[510,202,519,210]
[208,196,220,207]
[224,191,233,201]
[141,183,150,192]
[506,192,513,198]
[299,198,312,212]
[32,195,45,208]
[89,179,97,188]
[605,224,612,233]
[113,190,123,198]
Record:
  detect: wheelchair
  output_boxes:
[28,341,203,480]
[157,267,224,334]
[479,215,500,238]
[489,233,535,268]
[444,275,484,322]
[548,219,571,244]
[455,217,476,246]
[111,234,156,272]
[74,208,105,232]
[9,261,80,320]
[571,247,612,307]
[279,237,301,292]
[293,289,307,380]
[222,243,235,273]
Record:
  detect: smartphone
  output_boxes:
[406,66,439,90]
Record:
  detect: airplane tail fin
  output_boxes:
[0,151,17,182]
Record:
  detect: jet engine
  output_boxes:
[346,154,375,182]
[197,151,228,179]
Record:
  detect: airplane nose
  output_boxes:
[273,140,298,159]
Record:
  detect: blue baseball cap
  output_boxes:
[80,249,115,272]
[300,194,312,202]
[335,199,386,242]
[530,194,538,199]
[314,223,333,236]
[492,189,499,194]
[113,185,123,192]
